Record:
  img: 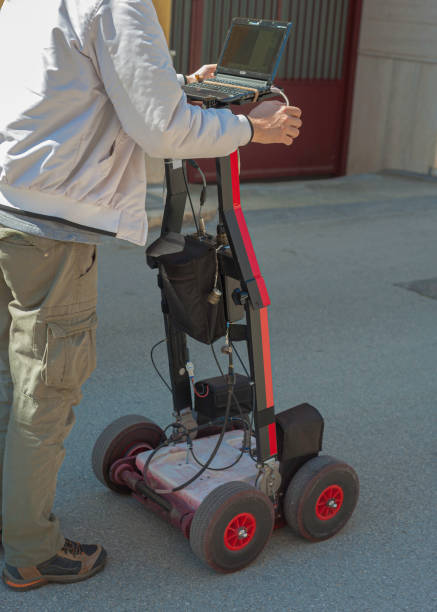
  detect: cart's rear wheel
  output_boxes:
[283,455,359,541]
[92,414,165,494]
[189,481,274,573]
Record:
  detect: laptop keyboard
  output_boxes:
[185,82,260,96]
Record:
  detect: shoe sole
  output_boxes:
[2,558,107,591]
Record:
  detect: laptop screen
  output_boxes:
[217,19,291,82]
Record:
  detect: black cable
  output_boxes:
[150,338,172,393]
[145,337,251,492]
[189,416,248,471]
[230,340,250,377]
[143,381,236,494]
[142,421,193,483]
[170,383,234,491]
[188,159,207,208]
[188,159,207,189]
[169,414,247,441]
[151,337,247,427]
[248,383,257,462]
[212,339,256,462]
[143,361,246,492]
[181,163,200,234]
[210,341,225,377]
[210,340,256,461]
[211,341,250,434]
[211,341,242,416]
[190,445,244,471]
[227,342,257,461]
[224,340,258,461]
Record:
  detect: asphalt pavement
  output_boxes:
[2,171,436,611]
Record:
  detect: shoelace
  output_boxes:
[62,538,84,556]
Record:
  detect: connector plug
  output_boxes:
[185,361,195,379]
[270,86,290,106]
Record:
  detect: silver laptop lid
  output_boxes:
[216,18,292,83]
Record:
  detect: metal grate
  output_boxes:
[170,0,192,74]
[170,0,350,80]
[277,0,350,80]
[199,0,279,70]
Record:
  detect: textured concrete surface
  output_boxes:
[1,172,436,611]
[347,1,437,176]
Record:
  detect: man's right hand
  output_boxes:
[248,100,302,146]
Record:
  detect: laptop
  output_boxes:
[182,17,292,106]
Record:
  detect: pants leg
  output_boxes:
[0,229,97,567]
[0,274,13,531]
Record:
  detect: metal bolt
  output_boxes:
[238,528,248,539]
[327,499,337,508]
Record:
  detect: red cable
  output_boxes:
[193,382,209,398]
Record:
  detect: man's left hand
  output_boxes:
[186,64,217,84]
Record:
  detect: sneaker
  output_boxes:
[2,538,107,591]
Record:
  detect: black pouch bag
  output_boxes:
[153,235,226,344]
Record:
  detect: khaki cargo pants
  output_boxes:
[0,228,97,567]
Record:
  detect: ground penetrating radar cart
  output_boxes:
[92,147,359,572]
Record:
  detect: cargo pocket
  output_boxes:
[41,310,97,389]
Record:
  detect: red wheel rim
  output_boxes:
[224,513,256,550]
[123,442,153,458]
[315,485,344,520]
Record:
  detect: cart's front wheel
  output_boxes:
[92,414,165,494]
[283,455,359,541]
[189,481,274,573]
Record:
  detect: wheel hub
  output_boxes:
[224,512,256,550]
[315,485,344,520]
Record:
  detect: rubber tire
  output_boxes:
[283,455,359,541]
[190,481,274,573]
[92,414,165,494]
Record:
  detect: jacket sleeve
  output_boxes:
[90,0,252,159]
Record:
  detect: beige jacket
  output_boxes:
[0,0,251,244]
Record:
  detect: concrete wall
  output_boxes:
[347,0,437,176]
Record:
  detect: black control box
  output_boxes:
[194,374,252,425]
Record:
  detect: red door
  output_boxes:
[170,0,362,181]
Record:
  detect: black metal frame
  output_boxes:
[152,153,278,463]
[158,159,193,415]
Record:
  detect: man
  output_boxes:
[0,0,302,590]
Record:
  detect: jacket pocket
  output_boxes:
[41,310,97,389]
[63,129,132,204]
